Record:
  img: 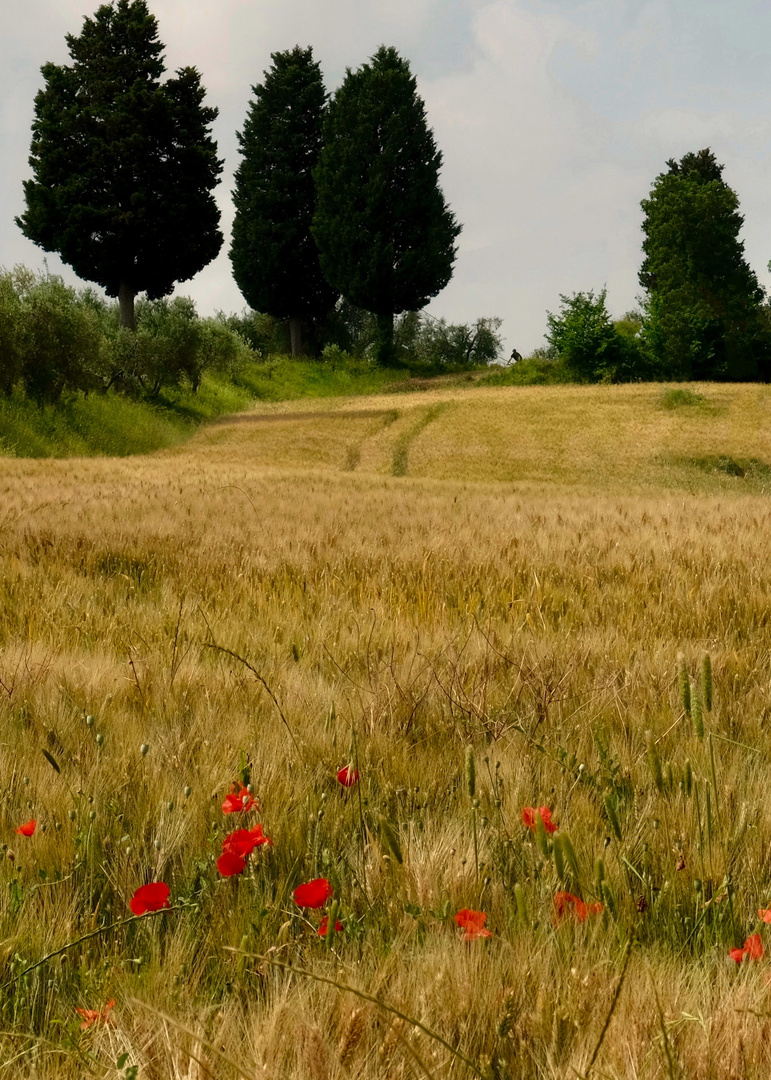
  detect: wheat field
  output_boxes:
[3,382,771,1078]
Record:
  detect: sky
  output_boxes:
[3,0,771,353]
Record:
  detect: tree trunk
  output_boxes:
[288,317,303,356]
[118,281,136,330]
[375,311,395,367]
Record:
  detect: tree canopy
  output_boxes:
[312,46,460,365]
[16,0,223,329]
[230,46,336,356]
[639,148,765,380]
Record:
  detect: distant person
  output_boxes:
[509,347,522,363]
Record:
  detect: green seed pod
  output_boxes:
[678,653,691,715]
[140,743,149,756]
[378,814,403,864]
[601,880,617,919]
[604,794,622,841]
[595,857,606,892]
[684,760,693,797]
[85,715,95,728]
[95,732,104,747]
[645,730,664,793]
[465,746,476,800]
[701,654,713,712]
[184,786,192,798]
[691,682,704,739]
[560,833,581,882]
[553,834,565,879]
[514,883,529,927]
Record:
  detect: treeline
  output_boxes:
[0,267,502,402]
[540,149,771,383]
[12,2,475,379]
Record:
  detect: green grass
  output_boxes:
[0,358,410,459]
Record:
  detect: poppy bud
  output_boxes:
[86,715,95,727]
[88,811,96,822]
[96,733,104,746]
[184,786,192,798]
[140,744,149,756]
[68,810,77,821]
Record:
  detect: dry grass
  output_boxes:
[2,382,771,1077]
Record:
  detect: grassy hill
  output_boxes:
[2,380,771,1077]
[190,381,771,493]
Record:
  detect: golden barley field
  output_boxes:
[4,381,771,1078]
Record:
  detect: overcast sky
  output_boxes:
[3,0,771,352]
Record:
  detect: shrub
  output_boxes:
[547,289,653,382]
[0,272,24,394]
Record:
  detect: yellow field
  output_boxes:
[3,382,771,1077]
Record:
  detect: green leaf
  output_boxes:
[41,748,60,773]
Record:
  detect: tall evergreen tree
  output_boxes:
[312,46,461,365]
[16,0,223,329]
[639,148,765,380]
[230,46,336,356]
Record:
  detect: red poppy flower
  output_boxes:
[293,877,333,908]
[731,933,764,963]
[554,891,602,923]
[454,908,492,940]
[75,998,115,1030]
[521,806,558,834]
[337,766,359,788]
[222,824,273,859]
[129,881,170,916]
[759,908,771,924]
[222,783,258,814]
[317,915,344,936]
[15,819,36,837]
[217,850,247,877]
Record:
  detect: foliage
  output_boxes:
[546,288,652,382]
[313,46,461,365]
[394,312,502,370]
[480,354,572,386]
[230,47,337,354]
[16,0,222,327]
[639,148,767,380]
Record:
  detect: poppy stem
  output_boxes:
[579,932,634,1078]
[202,641,307,767]
[2,906,175,990]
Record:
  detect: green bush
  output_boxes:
[547,288,652,382]
[0,273,24,393]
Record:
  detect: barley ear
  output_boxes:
[691,681,704,739]
[378,814,403,864]
[338,1007,368,1071]
[677,652,691,715]
[701,653,713,712]
[465,745,476,799]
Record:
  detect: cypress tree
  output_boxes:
[230,46,336,356]
[313,46,461,366]
[639,149,765,380]
[16,0,223,329]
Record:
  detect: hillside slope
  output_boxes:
[185,381,771,493]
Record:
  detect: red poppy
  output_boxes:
[318,915,344,936]
[731,933,764,963]
[222,783,258,814]
[15,819,36,837]
[75,998,115,1030]
[521,806,558,834]
[129,881,170,916]
[337,766,359,788]
[554,891,602,923]
[454,908,492,940]
[759,908,771,924]
[222,824,273,859]
[217,850,247,877]
[293,877,333,908]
